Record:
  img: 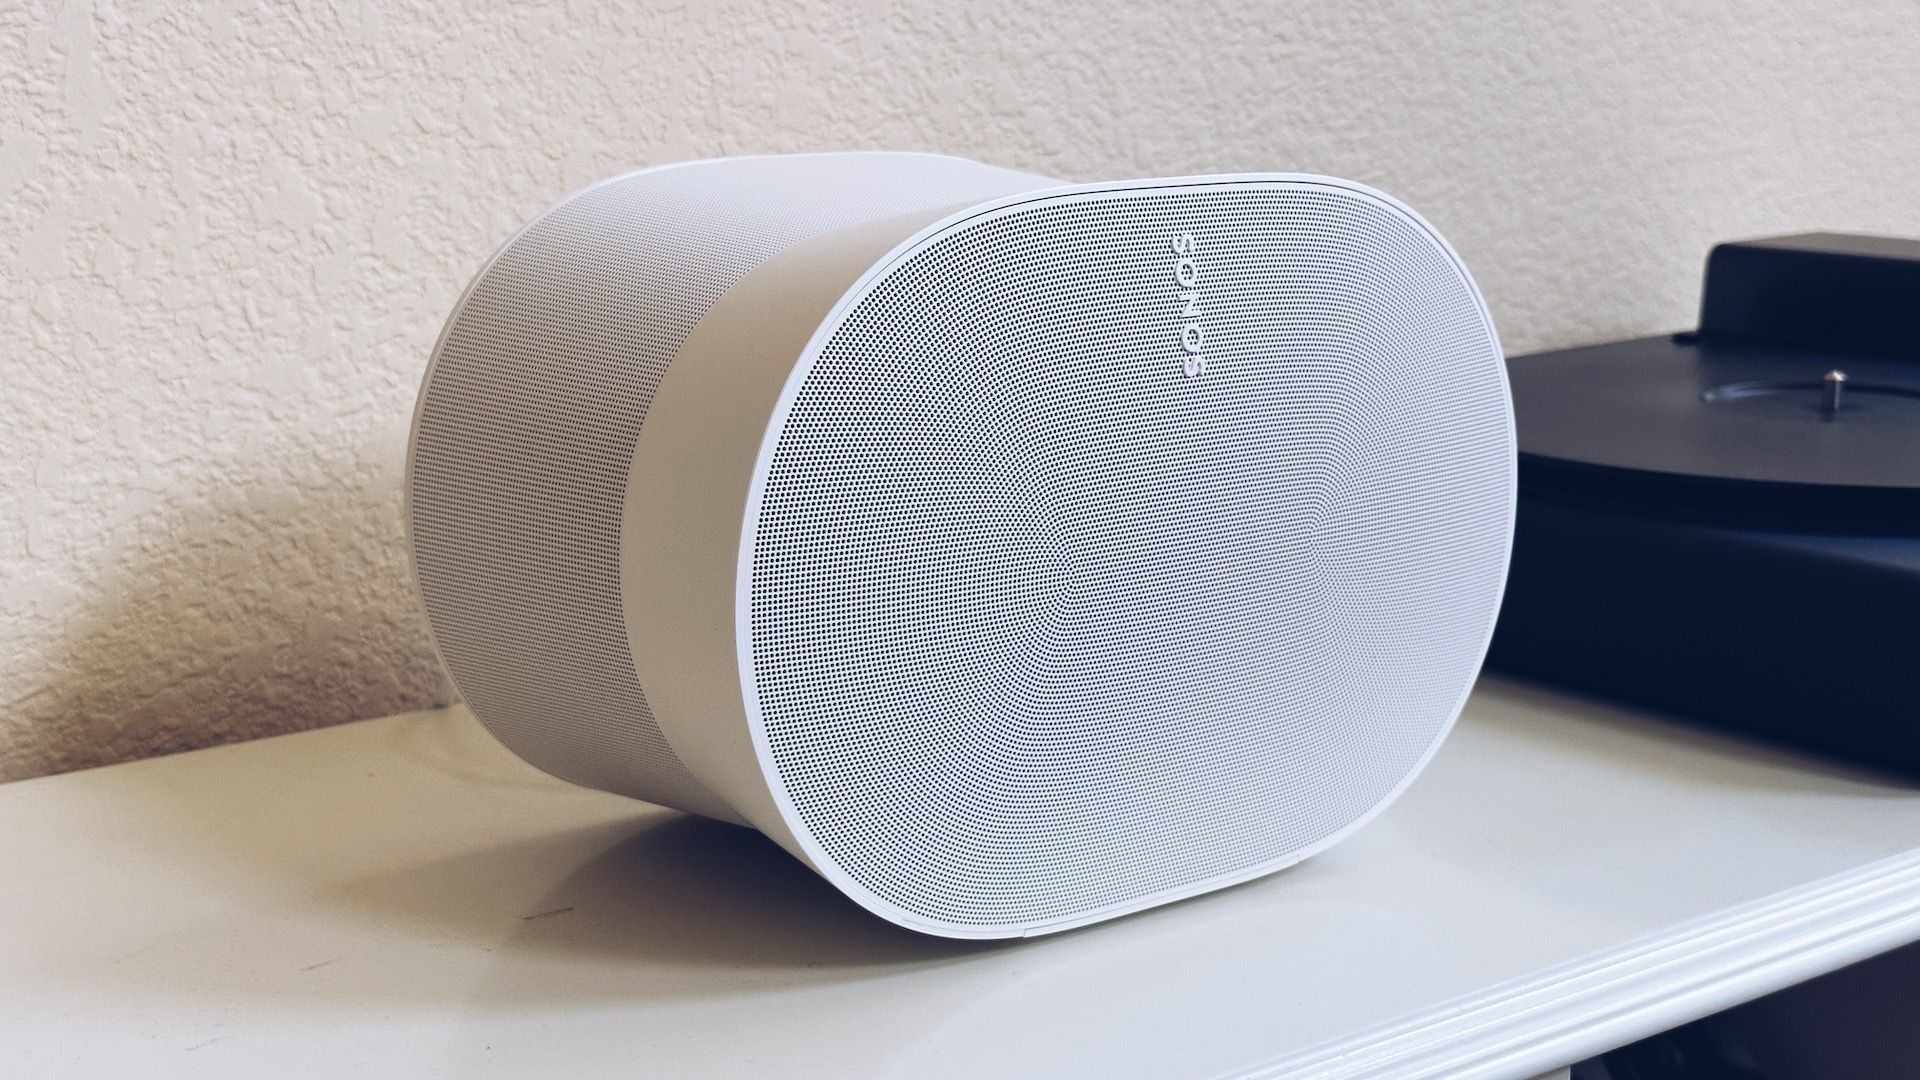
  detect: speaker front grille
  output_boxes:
[747,182,1512,930]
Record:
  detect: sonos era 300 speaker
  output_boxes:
[406,152,1514,938]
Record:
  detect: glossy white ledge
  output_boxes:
[6,677,1920,1079]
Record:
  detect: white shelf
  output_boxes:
[7,677,1920,1079]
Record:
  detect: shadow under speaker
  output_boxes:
[405,152,1515,937]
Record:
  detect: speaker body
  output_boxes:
[406,153,1514,938]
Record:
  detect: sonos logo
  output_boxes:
[1171,232,1207,377]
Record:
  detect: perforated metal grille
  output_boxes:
[748,183,1511,930]
[408,155,1046,815]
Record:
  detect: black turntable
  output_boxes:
[1488,233,1920,769]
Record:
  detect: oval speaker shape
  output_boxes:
[406,153,1514,938]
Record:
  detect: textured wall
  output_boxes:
[4,0,1918,781]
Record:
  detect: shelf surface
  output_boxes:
[6,677,1920,1079]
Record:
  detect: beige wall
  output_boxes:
[4,0,1918,780]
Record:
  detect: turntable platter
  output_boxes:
[1508,334,1920,520]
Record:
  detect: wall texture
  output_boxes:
[3,0,1918,781]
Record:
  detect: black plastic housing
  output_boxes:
[1490,232,1920,773]
[1700,232,1920,357]
[1489,491,1920,771]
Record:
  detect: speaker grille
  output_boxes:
[747,183,1511,930]
[408,155,1044,814]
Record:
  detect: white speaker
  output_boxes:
[405,152,1514,938]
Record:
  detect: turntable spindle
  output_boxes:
[1823,369,1847,417]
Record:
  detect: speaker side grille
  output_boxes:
[408,155,1047,812]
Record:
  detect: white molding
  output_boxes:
[1228,848,1920,1080]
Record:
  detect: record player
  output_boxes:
[1489,232,1920,770]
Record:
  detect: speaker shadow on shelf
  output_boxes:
[335,813,996,984]
[97,755,996,1007]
